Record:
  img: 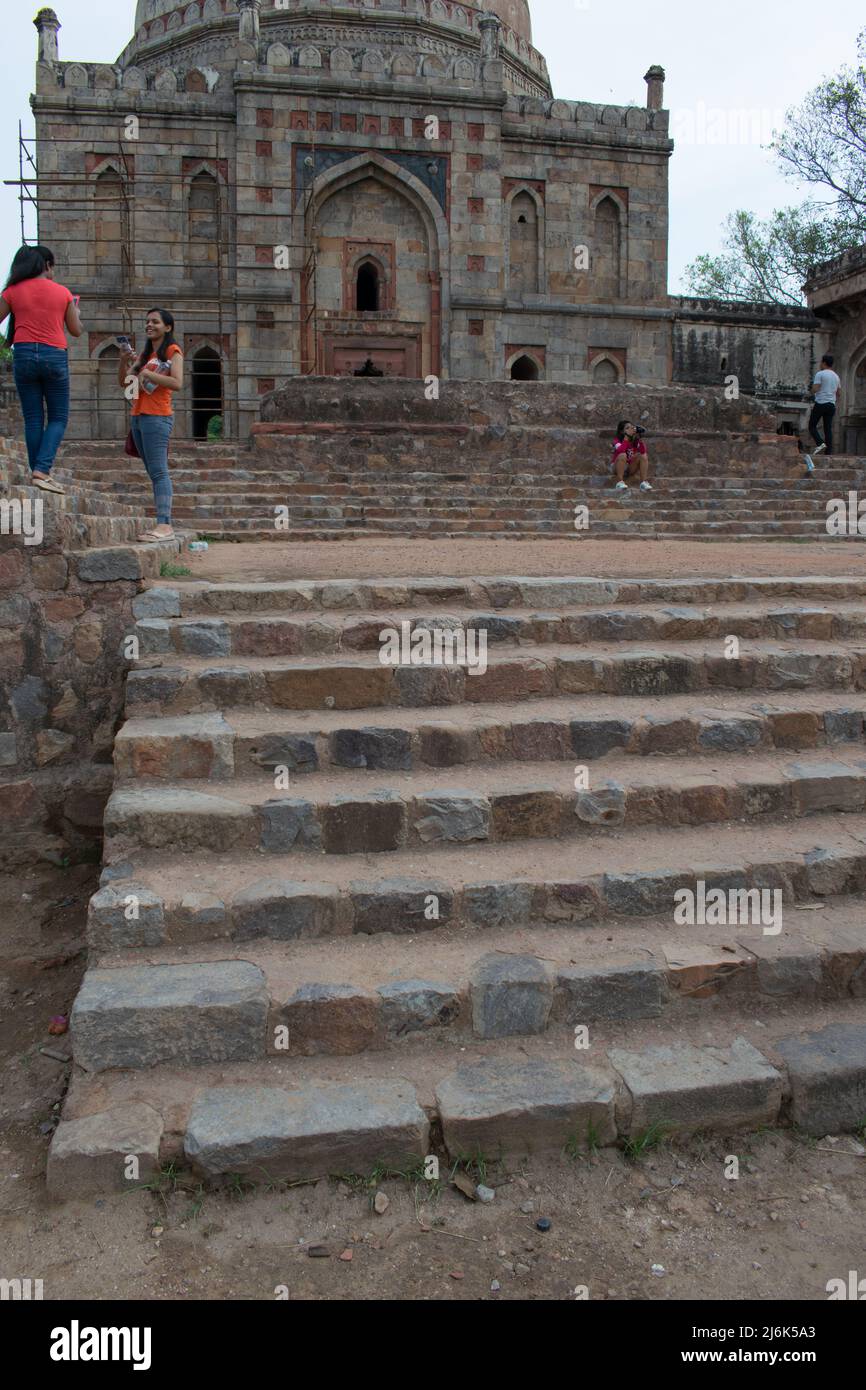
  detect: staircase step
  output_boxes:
[112,691,866,782]
[123,639,866,718]
[49,1000,866,1192]
[91,811,866,947]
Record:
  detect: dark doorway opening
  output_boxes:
[356,261,380,312]
[510,354,539,381]
[191,347,222,440]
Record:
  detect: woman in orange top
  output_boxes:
[118,307,183,541]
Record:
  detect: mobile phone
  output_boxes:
[116,335,132,350]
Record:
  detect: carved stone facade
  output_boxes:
[30,1,684,440]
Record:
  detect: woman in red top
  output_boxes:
[0,245,83,494]
[117,307,184,542]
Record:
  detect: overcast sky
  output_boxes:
[1,0,862,293]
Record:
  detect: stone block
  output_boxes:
[176,621,231,657]
[418,721,477,766]
[280,983,382,1055]
[556,963,668,1021]
[132,587,181,620]
[105,788,256,853]
[87,883,165,951]
[413,792,490,843]
[470,953,553,1038]
[785,761,866,814]
[329,726,412,771]
[570,718,631,759]
[463,881,535,927]
[824,710,864,744]
[575,780,626,827]
[491,789,561,839]
[260,797,321,851]
[378,979,460,1038]
[71,961,268,1071]
[436,1059,617,1155]
[47,1104,163,1198]
[232,879,340,940]
[609,1037,783,1135]
[776,1023,866,1135]
[321,791,406,854]
[185,1082,429,1180]
[351,878,453,934]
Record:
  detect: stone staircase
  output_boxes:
[48,572,866,1194]
[52,436,866,544]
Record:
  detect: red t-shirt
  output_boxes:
[3,277,73,350]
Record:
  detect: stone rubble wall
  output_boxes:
[0,434,176,868]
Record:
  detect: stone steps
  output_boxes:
[90,810,866,947]
[51,571,866,1191]
[166,575,866,613]
[74,891,866,1068]
[49,997,866,1194]
[131,598,866,662]
[123,637,866,720]
[111,690,866,783]
[102,748,866,862]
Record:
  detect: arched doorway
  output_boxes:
[592,358,620,384]
[510,354,540,381]
[96,343,125,439]
[356,260,380,311]
[191,347,222,440]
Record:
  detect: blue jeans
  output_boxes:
[12,342,70,475]
[131,414,174,525]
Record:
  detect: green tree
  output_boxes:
[685,28,866,305]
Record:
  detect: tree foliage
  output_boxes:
[685,28,866,305]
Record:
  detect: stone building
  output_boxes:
[26,1,842,444]
[805,244,866,454]
[29,0,675,440]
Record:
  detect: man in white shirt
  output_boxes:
[808,354,842,457]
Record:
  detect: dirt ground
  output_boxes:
[2,864,865,1303]
[184,536,866,584]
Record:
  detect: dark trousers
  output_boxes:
[809,402,836,455]
[12,342,70,475]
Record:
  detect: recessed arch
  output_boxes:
[303,152,450,377]
[504,184,545,296]
[507,351,542,381]
[190,343,223,440]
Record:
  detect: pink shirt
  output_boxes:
[612,437,647,462]
[3,277,73,350]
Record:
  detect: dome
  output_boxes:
[135,1,533,46]
[481,0,532,44]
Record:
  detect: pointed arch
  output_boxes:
[591,191,627,301]
[505,350,544,381]
[505,185,544,295]
[302,152,449,377]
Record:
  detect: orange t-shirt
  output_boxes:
[131,343,183,417]
[3,277,73,349]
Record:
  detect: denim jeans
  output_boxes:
[131,414,174,525]
[12,342,70,475]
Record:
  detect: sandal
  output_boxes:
[32,475,65,495]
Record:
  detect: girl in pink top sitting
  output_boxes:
[611,420,653,491]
